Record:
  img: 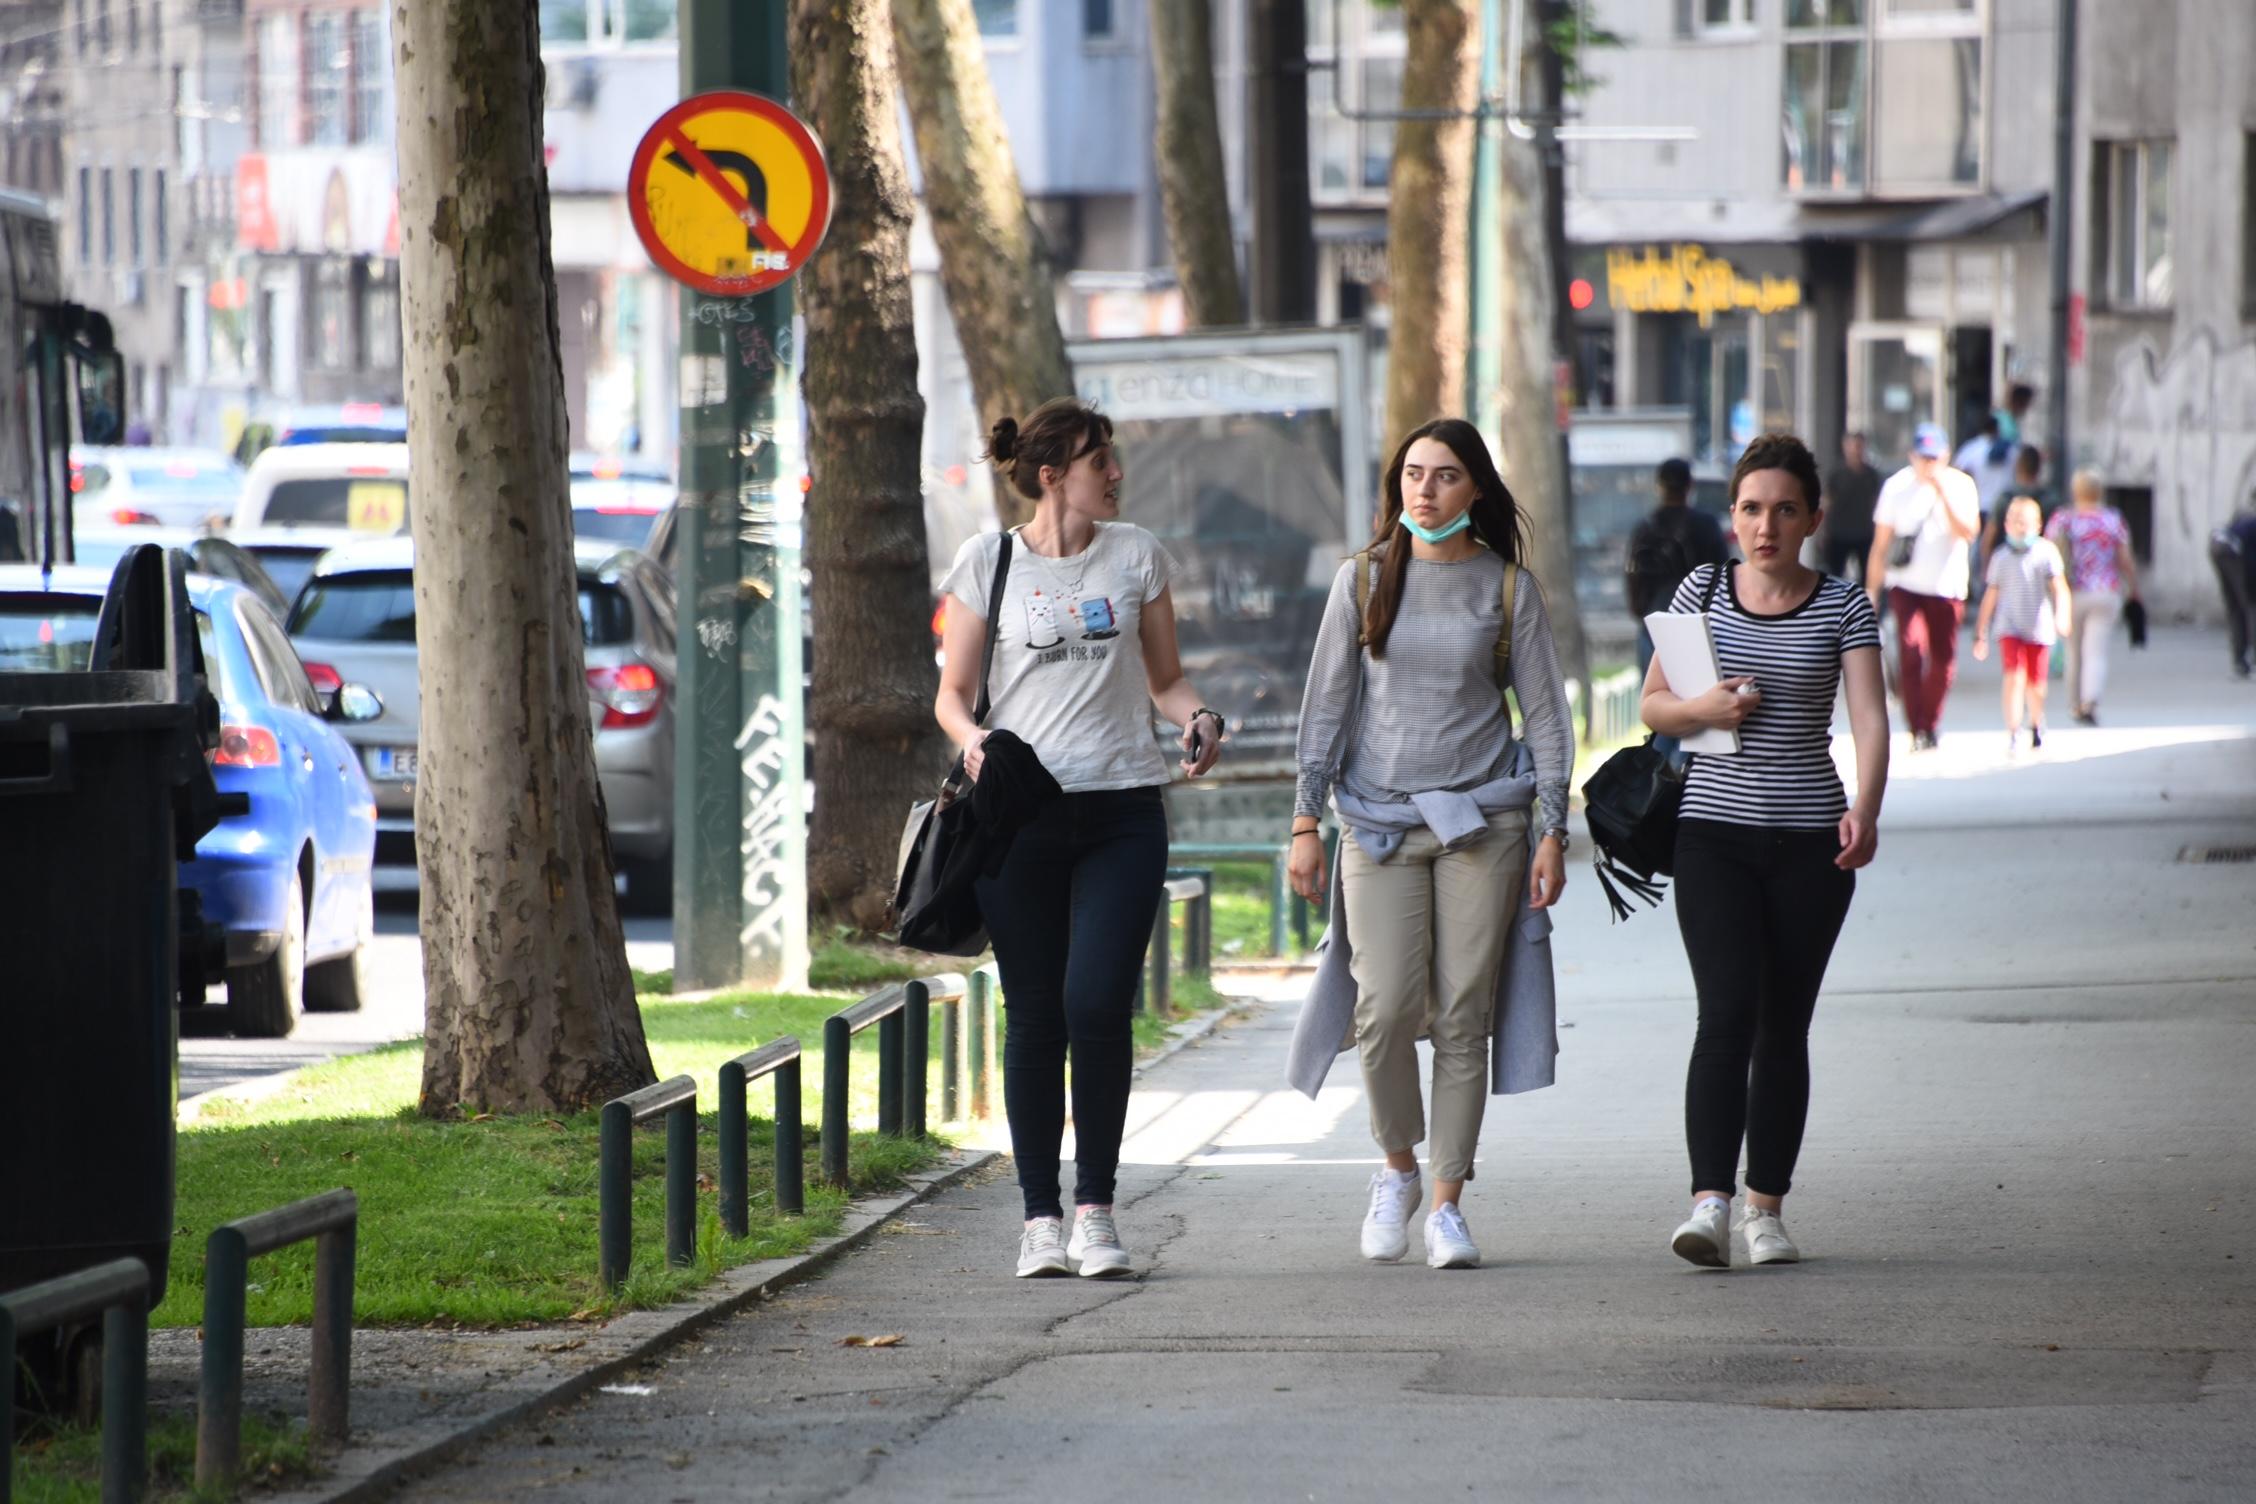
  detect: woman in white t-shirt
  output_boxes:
[935,398,1223,1282]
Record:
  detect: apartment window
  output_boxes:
[2098,139,2173,310]
[1694,0,1757,33]
[100,168,114,265]
[154,168,167,264]
[972,0,1016,37]
[77,166,91,264]
[1084,0,1114,41]
[1309,1,1411,205]
[351,11,387,143]
[1782,0,1982,193]
[541,0,676,46]
[128,167,142,265]
[307,14,349,146]
[2242,133,2256,317]
[257,15,299,148]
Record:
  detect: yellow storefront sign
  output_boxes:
[1605,244,1802,329]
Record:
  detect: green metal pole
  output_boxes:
[1470,0,1506,444]
[666,1100,698,1267]
[718,1060,749,1238]
[672,0,808,990]
[775,1057,805,1214]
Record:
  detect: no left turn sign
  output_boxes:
[627,90,833,298]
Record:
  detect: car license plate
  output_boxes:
[369,746,418,781]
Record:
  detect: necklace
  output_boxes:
[1020,524,1095,602]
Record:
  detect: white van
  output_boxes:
[232,442,411,535]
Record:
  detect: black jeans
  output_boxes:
[974,785,1169,1219]
[1823,533,1874,586]
[1674,819,1856,1198]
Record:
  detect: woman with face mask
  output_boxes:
[1640,433,1891,1269]
[1282,418,1574,1270]
[935,397,1223,1280]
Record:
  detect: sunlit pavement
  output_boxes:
[393,622,2256,1502]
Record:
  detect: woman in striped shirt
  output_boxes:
[1638,433,1891,1269]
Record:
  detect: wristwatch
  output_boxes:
[1542,826,1571,852]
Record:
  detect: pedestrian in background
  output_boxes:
[1974,496,2072,755]
[1821,432,1881,583]
[2046,469,2142,724]
[933,397,1225,1281]
[1980,443,2051,564]
[1639,432,1889,1269]
[2212,505,2256,680]
[1285,417,1573,1272]
[1626,457,1730,758]
[1868,423,1981,750]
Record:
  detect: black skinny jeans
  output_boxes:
[1675,818,1856,1199]
[974,786,1169,1220]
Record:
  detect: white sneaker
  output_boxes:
[1737,1203,1801,1266]
[1016,1216,1070,1278]
[1067,1205,1132,1278]
[1359,1169,1423,1262]
[1670,1198,1730,1268]
[1423,1202,1481,1269]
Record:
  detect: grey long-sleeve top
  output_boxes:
[1293,548,1574,836]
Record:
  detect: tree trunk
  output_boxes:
[891,0,1072,528]
[393,0,654,1114]
[1148,0,1243,328]
[1497,0,1591,718]
[793,0,947,931]
[1381,0,1480,451]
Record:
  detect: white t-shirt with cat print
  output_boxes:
[941,522,1178,792]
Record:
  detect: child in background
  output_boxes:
[1974,495,2073,754]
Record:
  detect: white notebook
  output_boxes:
[1643,611,1741,755]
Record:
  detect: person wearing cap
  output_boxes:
[1866,423,1982,750]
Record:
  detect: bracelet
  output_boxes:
[1192,707,1225,734]
[1291,828,1321,840]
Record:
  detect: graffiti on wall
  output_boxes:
[738,691,804,977]
[2099,330,2256,555]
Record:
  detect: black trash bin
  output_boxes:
[1,545,231,1306]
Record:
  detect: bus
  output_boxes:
[2,185,125,566]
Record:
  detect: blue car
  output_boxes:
[0,564,379,1037]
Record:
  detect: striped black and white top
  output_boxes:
[1667,564,1881,830]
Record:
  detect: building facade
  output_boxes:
[2070,0,2256,612]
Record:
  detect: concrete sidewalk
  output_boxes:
[379,684,2256,1500]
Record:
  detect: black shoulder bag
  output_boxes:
[890,531,1014,955]
[1581,562,1724,922]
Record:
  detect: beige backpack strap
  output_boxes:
[1354,549,1374,647]
[1493,562,1518,688]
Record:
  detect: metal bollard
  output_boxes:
[1148,897,1174,1016]
[666,1099,696,1268]
[2,1259,151,1504]
[969,967,996,1120]
[719,1040,806,1238]
[939,988,961,1121]
[596,1078,696,1290]
[902,979,930,1138]
[876,1010,904,1137]
[1270,849,1290,955]
[822,1013,852,1188]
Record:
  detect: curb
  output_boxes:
[274,1146,1000,1504]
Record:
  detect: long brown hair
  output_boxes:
[1359,418,1530,657]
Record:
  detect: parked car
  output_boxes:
[0,561,381,1037]
[570,479,672,550]
[233,442,410,535]
[71,526,294,616]
[70,446,244,530]
[286,536,679,908]
[232,403,408,465]
[224,525,363,613]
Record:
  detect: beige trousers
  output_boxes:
[1340,810,1529,1182]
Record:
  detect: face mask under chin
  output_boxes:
[1400,510,1474,545]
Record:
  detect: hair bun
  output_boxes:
[987,416,1020,464]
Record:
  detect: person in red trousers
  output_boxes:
[1866,422,1980,750]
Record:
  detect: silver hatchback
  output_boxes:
[284,535,678,909]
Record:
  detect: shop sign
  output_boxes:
[1604,244,1802,329]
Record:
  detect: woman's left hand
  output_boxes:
[1836,808,1879,870]
[1179,713,1223,778]
[1528,834,1567,910]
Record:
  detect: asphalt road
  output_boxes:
[178,885,676,1109]
[386,626,2256,1502]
